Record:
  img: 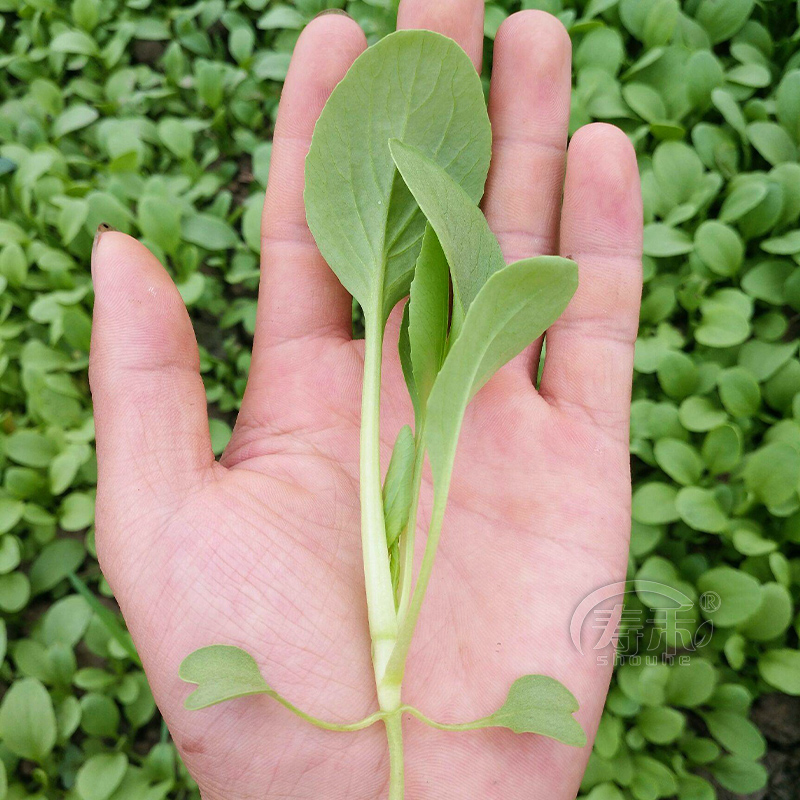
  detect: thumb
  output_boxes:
[89,227,214,541]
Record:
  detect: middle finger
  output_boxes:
[482,11,572,382]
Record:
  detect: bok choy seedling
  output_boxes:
[179,29,582,798]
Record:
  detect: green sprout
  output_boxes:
[179,30,583,798]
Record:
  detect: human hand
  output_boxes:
[89,1,642,797]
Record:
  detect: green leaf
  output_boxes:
[305,30,491,324]
[252,51,292,81]
[703,710,765,759]
[711,756,767,795]
[182,213,239,250]
[398,302,417,417]
[761,230,800,255]
[758,649,800,695]
[623,83,667,123]
[0,498,24,534]
[637,706,685,744]
[675,486,728,533]
[30,538,86,594]
[258,5,305,30]
[68,573,141,666]
[738,339,797,381]
[0,572,30,613]
[42,594,92,647]
[0,678,57,761]
[744,442,800,507]
[679,397,727,432]
[643,223,694,257]
[0,537,19,574]
[652,141,704,207]
[209,418,231,455]
[389,138,505,339]
[747,122,797,166]
[407,226,450,411]
[4,430,57,468]
[694,220,743,276]
[777,70,800,143]
[653,438,703,486]
[741,260,793,305]
[697,567,761,627]
[50,29,98,55]
[738,583,793,641]
[60,491,95,531]
[632,482,679,525]
[157,118,194,160]
[712,89,747,137]
[470,674,586,746]
[727,63,770,89]
[657,351,698,400]
[53,104,99,138]
[732,528,777,557]
[383,425,415,548]
[695,302,750,348]
[425,257,577,494]
[179,644,271,710]
[75,752,128,800]
[696,0,754,43]
[717,367,760,417]
[677,775,715,800]
[80,692,119,738]
[666,657,717,707]
[139,196,182,255]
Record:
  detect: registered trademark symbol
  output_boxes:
[700,591,721,613]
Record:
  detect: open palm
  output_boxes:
[89,2,642,798]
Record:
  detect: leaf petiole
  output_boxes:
[359,307,400,689]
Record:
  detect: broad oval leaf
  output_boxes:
[75,752,129,800]
[179,645,271,710]
[305,30,491,323]
[0,677,57,761]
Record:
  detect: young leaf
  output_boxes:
[408,226,451,412]
[408,675,586,746]
[305,30,491,324]
[398,302,418,418]
[179,645,271,710]
[388,138,505,338]
[425,257,578,494]
[480,675,585,745]
[383,425,416,548]
[180,646,386,732]
[68,573,141,667]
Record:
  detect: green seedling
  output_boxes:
[179,30,582,797]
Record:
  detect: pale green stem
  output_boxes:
[382,486,448,687]
[360,307,399,677]
[395,416,426,621]
[385,711,405,800]
[361,305,404,797]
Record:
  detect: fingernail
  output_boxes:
[313,8,352,19]
[91,223,117,277]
